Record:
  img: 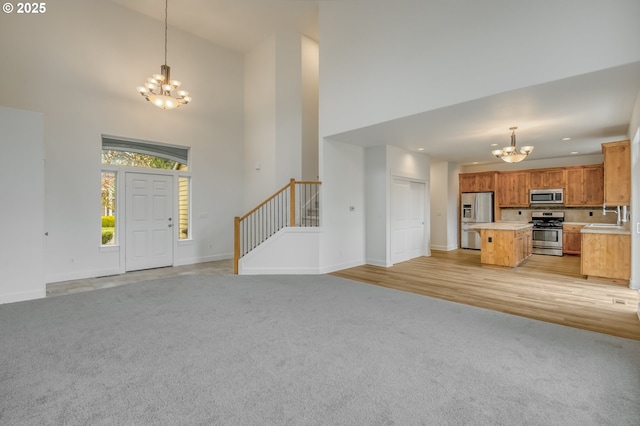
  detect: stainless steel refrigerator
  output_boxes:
[461,192,494,249]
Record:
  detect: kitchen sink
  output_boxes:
[585,223,622,228]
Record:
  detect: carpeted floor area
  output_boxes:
[2,274,639,425]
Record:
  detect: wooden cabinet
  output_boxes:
[581,232,631,282]
[564,165,604,207]
[562,224,584,255]
[529,168,565,189]
[479,227,532,267]
[496,171,529,207]
[602,140,631,206]
[459,172,496,193]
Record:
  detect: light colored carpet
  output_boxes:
[1,274,639,425]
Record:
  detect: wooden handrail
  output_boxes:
[234,178,321,274]
[238,180,293,222]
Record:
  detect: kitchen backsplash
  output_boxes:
[500,208,623,224]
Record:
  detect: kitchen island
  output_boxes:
[468,222,533,267]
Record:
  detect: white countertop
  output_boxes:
[467,222,533,231]
[580,223,631,235]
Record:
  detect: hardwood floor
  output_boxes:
[331,250,640,341]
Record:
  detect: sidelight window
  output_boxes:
[101,171,117,245]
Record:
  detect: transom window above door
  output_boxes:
[101,135,189,170]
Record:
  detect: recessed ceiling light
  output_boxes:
[490,143,498,147]
[562,137,571,141]
[417,148,424,151]
[571,151,578,155]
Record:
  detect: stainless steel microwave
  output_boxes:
[530,188,564,205]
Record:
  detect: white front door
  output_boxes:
[125,173,174,272]
[391,178,425,264]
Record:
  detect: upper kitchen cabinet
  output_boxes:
[602,140,631,206]
[565,165,604,207]
[497,171,529,207]
[459,171,497,193]
[529,168,565,189]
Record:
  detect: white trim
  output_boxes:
[174,253,233,267]
[319,259,365,274]
[366,258,392,267]
[239,264,324,275]
[46,267,121,285]
[0,288,46,305]
[430,244,458,251]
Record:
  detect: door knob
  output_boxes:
[168,223,173,228]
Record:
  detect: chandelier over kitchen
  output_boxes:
[136,0,191,110]
[491,127,533,163]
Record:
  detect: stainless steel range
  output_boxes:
[530,211,564,256]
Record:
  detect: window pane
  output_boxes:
[101,150,187,171]
[101,172,116,245]
[178,177,190,240]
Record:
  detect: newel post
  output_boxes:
[289,178,296,227]
[234,216,240,274]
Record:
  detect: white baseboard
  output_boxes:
[47,267,121,284]
[174,253,232,267]
[239,266,323,275]
[430,244,458,251]
[46,255,233,284]
[320,259,364,274]
[366,258,392,267]
[0,288,46,305]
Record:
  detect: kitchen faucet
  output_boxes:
[602,204,628,226]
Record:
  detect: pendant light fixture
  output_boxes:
[136,0,191,110]
[491,127,533,163]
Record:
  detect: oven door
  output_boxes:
[532,227,563,256]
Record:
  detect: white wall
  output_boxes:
[629,91,640,291]
[365,147,388,265]
[319,0,640,138]
[319,139,366,272]
[301,37,320,181]
[0,2,245,283]
[238,228,321,274]
[244,32,317,209]
[430,162,461,251]
[0,107,45,303]
[244,35,278,209]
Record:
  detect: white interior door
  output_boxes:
[391,178,425,264]
[125,173,174,272]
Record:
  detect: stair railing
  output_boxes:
[234,178,321,273]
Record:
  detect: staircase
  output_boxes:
[234,179,321,273]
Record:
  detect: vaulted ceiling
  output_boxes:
[113,1,640,166]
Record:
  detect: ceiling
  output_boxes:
[112,0,320,53]
[113,1,640,166]
[329,62,640,166]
